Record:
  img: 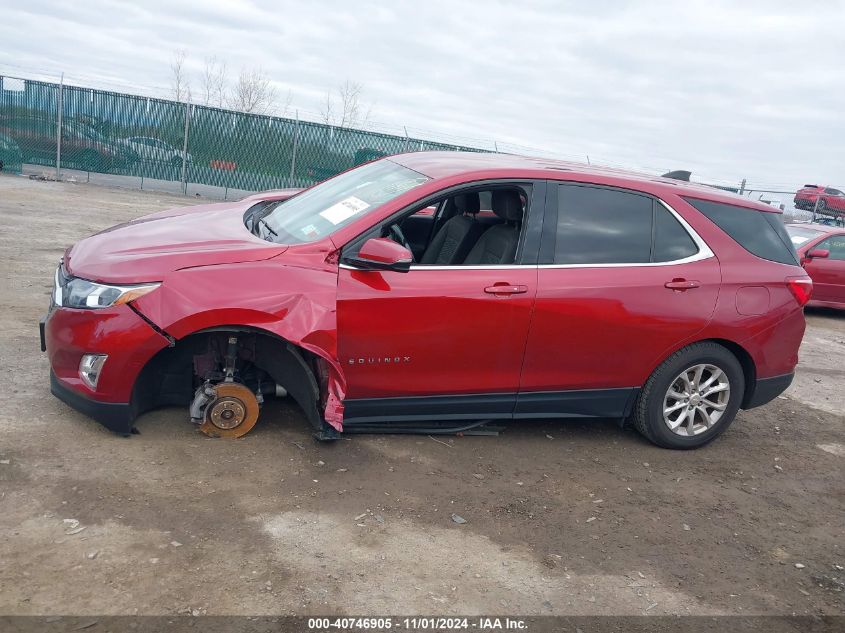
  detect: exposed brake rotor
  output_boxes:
[198,382,260,438]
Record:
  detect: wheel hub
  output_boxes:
[198,382,260,438]
[208,397,247,430]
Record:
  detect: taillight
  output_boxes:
[786,276,813,306]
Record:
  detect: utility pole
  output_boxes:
[55,72,64,180]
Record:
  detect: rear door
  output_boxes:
[517,182,721,418]
[804,233,845,303]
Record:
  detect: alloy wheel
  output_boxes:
[662,363,731,436]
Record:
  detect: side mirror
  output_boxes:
[807,248,830,259]
[346,237,413,273]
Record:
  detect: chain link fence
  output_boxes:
[0,75,484,196]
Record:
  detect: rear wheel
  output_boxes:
[633,342,744,449]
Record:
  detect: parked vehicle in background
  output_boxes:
[813,217,845,228]
[121,136,191,166]
[41,152,810,450]
[0,132,22,172]
[0,116,139,172]
[794,184,845,214]
[786,223,845,309]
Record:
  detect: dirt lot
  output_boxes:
[0,174,843,617]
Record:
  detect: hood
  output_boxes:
[66,202,287,284]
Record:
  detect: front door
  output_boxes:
[518,183,721,417]
[336,182,544,423]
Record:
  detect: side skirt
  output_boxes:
[342,388,640,427]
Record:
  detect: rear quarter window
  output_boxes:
[653,203,698,262]
[683,198,799,265]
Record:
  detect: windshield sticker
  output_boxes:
[301,224,320,239]
[319,196,371,225]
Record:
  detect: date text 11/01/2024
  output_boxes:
[307,617,528,630]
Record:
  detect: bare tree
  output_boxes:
[170,49,192,103]
[279,88,294,118]
[228,67,277,115]
[320,80,372,128]
[202,56,228,108]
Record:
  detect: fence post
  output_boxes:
[55,72,64,180]
[180,102,191,195]
[739,178,746,195]
[288,110,300,187]
[403,126,410,152]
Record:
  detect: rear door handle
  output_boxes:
[665,279,700,291]
[484,284,528,295]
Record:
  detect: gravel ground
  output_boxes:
[0,173,843,616]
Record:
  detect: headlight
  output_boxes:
[55,268,159,309]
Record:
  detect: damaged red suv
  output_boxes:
[42,152,810,449]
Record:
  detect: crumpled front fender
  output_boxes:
[131,257,347,430]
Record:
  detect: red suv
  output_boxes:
[41,153,810,449]
[794,184,845,214]
[786,223,845,309]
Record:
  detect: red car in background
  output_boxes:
[794,184,845,214]
[42,152,811,450]
[786,223,845,309]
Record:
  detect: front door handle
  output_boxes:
[665,279,700,291]
[484,283,528,296]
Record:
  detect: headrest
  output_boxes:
[492,190,523,222]
[453,192,480,215]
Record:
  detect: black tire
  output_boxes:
[633,342,745,449]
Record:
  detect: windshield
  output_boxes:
[260,160,429,244]
[785,225,824,246]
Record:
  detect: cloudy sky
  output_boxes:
[2,0,843,191]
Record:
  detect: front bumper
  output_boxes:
[43,303,171,434]
[50,371,135,435]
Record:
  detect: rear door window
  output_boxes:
[552,184,699,265]
[683,198,799,265]
[554,185,653,264]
